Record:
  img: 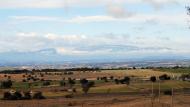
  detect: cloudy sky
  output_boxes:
[1,0,190,63]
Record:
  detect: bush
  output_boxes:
[101,77,108,82]
[23,91,31,100]
[164,90,172,95]
[3,91,44,100]
[110,76,114,80]
[150,76,156,82]
[22,79,27,82]
[119,77,130,85]
[3,91,22,100]
[33,92,45,99]
[80,78,88,85]
[0,80,13,89]
[159,74,171,80]
[13,91,22,100]
[114,77,131,85]
[68,78,76,87]
[43,81,51,86]
[40,78,44,81]
[3,92,12,100]
[60,81,66,86]
[65,94,73,98]
[80,79,95,94]
[114,79,119,84]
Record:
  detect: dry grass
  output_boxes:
[0,69,189,107]
[0,94,189,107]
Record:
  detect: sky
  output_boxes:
[0,0,190,63]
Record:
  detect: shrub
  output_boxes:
[119,77,130,85]
[65,94,73,98]
[114,79,119,84]
[8,76,11,79]
[80,78,88,85]
[101,77,108,82]
[0,80,13,89]
[40,78,44,81]
[3,91,23,100]
[43,81,51,86]
[159,74,171,80]
[80,79,95,94]
[13,91,22,100]
[60,81,66,86]
[67,102,76,106]
[110,76,114,80]
[150,76,156,82]
[3,92,12,100]
[23,91,31,100]
[33,92,45,99]
[68,78,76,87]
[164,90,172,95]
[22,79,27,82]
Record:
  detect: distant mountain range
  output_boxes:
[0,48,190,67]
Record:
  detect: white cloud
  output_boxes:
[0,0,187,9]
[10,16,60,23]
[17,32,37,37]
[143,0,178,9]
[0,0,65,8]
[1,32,190,56]
[10,13,188,25]
[66,15,116,23]
[106,5,134,18]
[56,47,89,55]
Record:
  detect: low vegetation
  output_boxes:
[0,67,189,107]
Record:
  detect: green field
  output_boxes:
[1,79,188,98]
[156,67,190,74]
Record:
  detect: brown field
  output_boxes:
[0,94,189,107]
[0,69,178,81]
[0,69,189,107]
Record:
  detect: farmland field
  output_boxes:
[0,69,189,107]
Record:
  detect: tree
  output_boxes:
[114,79,120,84]
[133,66,136,69]
[101,77,108,82]
[80,78,88,85]
[120,76,130,85]
[150,76,156,82]
[110,76,114,80]
[68,78,76,88]
[150,76,156,107]
[159,74,171,80]
[80,78,94,94]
